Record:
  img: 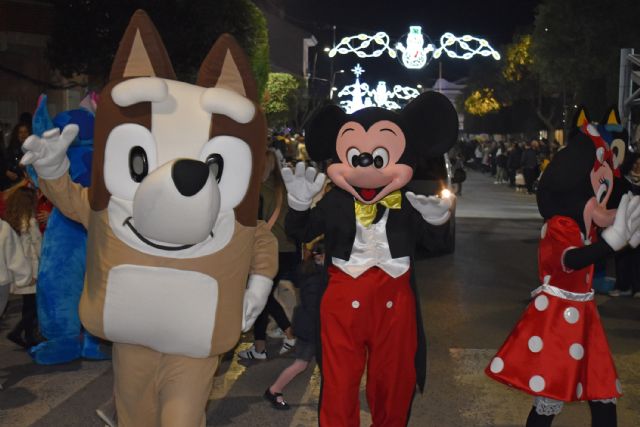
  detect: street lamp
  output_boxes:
[329,69,345,99]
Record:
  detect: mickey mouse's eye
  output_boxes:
[347,147,361,167]
[372,147,389,168]
[129,146,148,182]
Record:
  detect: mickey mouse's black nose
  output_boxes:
[172,159,209,197]
[356,152,374,167]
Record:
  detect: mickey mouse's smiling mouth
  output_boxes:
[355,187,384,202]
[123,216,213,251]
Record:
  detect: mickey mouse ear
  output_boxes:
[305,105,347,161]
[401,91,458,157]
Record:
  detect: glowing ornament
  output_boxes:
[337,64,420,114]
[329,32,396,59]
[433,32,501,60]
[395,26,435,69]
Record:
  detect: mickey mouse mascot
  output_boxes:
[284,91,458,426]
[486,108,640,427]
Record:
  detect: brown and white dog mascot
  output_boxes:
[21,10,277,427]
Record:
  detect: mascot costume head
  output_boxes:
[21,10,277,425]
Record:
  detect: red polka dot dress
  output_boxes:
[486,216,621,402]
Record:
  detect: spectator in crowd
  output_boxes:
[494,142,508,184]
[4,186,41,348]
[239,150,297,360]
[264,240,325,410]
[521,140,539,194]
[1,123,30,190]
[507,141,523,187]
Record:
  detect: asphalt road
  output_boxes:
[1,171,638,426]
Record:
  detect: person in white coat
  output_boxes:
[4,186,41,347]
[0,218,32,320]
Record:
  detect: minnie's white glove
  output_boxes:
[602,193,634,251]
[406,191,453,226]
[626,194,640,248]
[20,125,78,180]
[281,162,326,211]
[241,275,273,333]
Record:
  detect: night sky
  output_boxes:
[271,0,540,89]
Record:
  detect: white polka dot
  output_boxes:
[529,375,546,392]
[490,357,504,373]
[576,382,583,399]
[541,223,548,239]
[587,124,600,137]
[534,295,549,311]
[563,307,580,324]
[616,379,622,394]
[569,343,584,360]
[386,301,393,309]
[528,336,544,353]
[351,300,360,309]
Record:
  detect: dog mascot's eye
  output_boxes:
[129,146,149,182]
[206,153,224,183]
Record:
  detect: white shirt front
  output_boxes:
[332,209,410,279]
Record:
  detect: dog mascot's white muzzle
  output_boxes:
[132,159,220,245]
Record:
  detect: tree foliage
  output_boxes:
[48,0,269,94]
[464,89,501,116]
[262,72,299,126]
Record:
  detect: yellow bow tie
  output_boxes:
[354,190,402,227]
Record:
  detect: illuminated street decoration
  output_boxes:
[395,26,435,69]
[329,26,500,69]
[337,64,420,113]
[433,32,501,60]
[329,32,396,59]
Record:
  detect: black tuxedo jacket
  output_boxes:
[286,186,450,392]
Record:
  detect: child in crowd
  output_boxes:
[0,217,31,319]
[4,186,41,348]
[264,240,325,410]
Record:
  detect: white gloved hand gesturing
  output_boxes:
[281,162,326,211]
[602,193,635,251]
[626,194,640,248]
[406,191,453,226]
[241,275,273,333]
[20,124,78,180]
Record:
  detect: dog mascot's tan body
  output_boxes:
[22,11,277,427]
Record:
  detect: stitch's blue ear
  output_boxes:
[28,94,56,187]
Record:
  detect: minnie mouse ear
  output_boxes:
[401,91,458,158]
[305,104,347,161]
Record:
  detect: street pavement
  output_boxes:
[1,170,639,426]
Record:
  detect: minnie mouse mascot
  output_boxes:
[486,107,640,427]
[283,91,458,426]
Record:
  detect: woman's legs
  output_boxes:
[589,401,617,427]
[270,359,309,394]
[526,397,562,427]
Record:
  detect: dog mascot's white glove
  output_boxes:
[602,193,636,251]
[406,191,453,226]
[20,124,77,180]
[241,275,273,333]
[625,194,640,248]
[281,162,326,211]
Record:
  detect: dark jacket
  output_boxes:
[521,147,538,170]
[507,146,522,170]
[286,186,450,392]
[292,262,324,342]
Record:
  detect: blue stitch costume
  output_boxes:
[28,95,110,364]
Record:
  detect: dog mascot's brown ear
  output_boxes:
[197,34,266,227]
[109,9,176,80]
[197,34,258,103]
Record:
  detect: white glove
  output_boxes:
[20,125,78,180]
[406,191,453,226]
[241,275,273,333]
[602,193,632,251]
[281,162,326,211]
[626,194,640,248]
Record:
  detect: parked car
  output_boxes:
[409,153,457,255]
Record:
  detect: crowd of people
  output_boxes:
[455,137,560,195]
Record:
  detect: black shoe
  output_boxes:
[7,331,27,348]
[264,388,290,410]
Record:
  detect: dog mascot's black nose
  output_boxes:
[172,159,210,197]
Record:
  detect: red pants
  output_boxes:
[319,266,417,427]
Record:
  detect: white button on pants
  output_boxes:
[351,300,360,309]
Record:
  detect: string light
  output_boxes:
[328,26,500,69]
